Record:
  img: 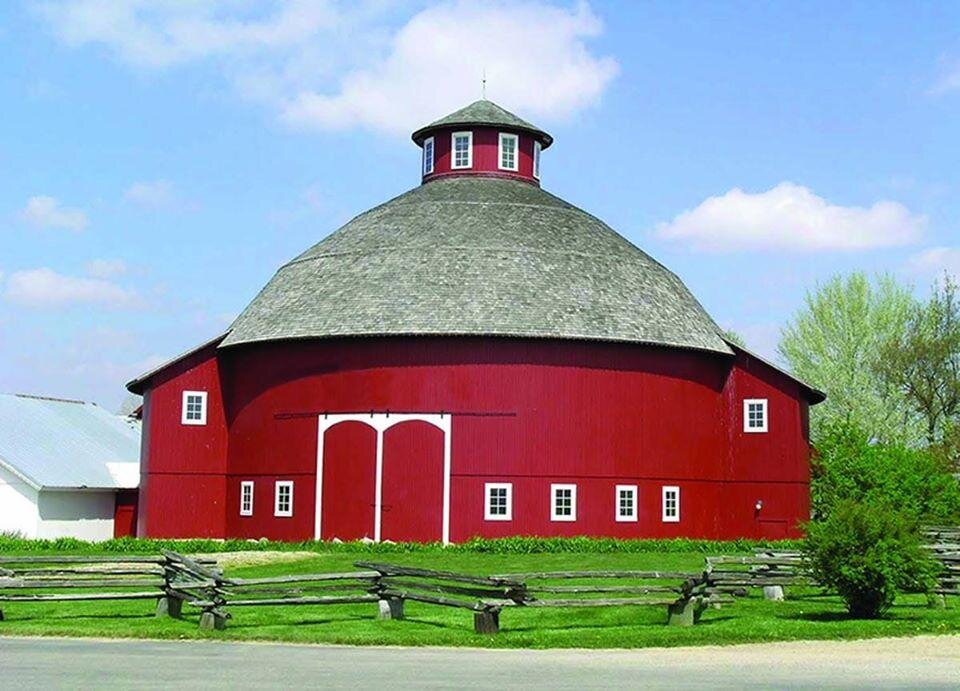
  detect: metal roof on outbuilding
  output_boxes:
[0,393,140,490]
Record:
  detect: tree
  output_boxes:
[876,275,960,444]
[778,273,921,444]
[720,328,746,348]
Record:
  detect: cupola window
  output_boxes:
[499,132,518,171]
[533,141,541,179]
[422,136,434,175]
[451,131,473,169]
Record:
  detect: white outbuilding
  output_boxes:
[0,393,140,540]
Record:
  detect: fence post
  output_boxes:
[763,585,785,601]
[667,597,700,626]
[156,556,183,619]
[378,597,405,620]
[199,609,228,631]
[473,608,500,634]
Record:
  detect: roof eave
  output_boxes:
[411,123,553,149]
[721,336,826,404]
[126,331,229,394]
[0,455,42,491]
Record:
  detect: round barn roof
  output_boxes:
[222,172,730,354]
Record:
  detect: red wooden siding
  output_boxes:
[424,126,538,184]
[113,490,139,538]
[136,336,814,542]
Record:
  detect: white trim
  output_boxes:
[239,481,254,517]
[662,486,680,523]
[422,136,434,175]
[484,482,513,521]
[533,140,541,180]
[274,480,293,518]
[743,398,769,433]
[615,484,638,522]
[451,131,473,169]
[181,390,207,426]
[315,413,452,544]
[498,132,518,171]
[550,483,577,522]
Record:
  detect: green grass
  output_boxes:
[1,550,958,648]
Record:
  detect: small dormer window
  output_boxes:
[533,141,541,179]
[451,131,472,169]
[499,132,518,171]
[422,136,434,175]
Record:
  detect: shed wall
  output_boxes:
[36,490,116,541]
[0,465,39,538]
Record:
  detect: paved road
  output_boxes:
[1,635,959,689]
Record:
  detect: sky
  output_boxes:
[1,0,959,411]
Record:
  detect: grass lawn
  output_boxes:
[1,549,959,648]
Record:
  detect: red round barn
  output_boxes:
[128,100,824,542]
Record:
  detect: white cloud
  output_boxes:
[85,259,129,278]
[281,1,619,134]
[906,247,960,279]
[21,195,88,231]
[4,268,139,309]
[123,179,177,209]
[37,1,618,136]
[656,182,925,252]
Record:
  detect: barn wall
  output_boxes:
[137,342,229,538]
[425,126,537,184]
[198,337,811,542]
[0,465,39,538]
[36,490,116,541]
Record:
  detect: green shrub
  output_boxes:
[804,500,939,618]
[812,420,960,522]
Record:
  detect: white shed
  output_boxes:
[0,393,140,541]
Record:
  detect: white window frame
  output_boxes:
[533,140,541,180]
[240,481,254,517]
[451,131,473,169]
[484,482,513,521]
[498,132,518,171]
[181,390,208,426]
[422,136,434,175]
[550,483,577,522]
[615,484,638,522]
[662,486,680,523]
[274,481,294,518]
[743,398,769,433]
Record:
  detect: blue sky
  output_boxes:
[1,1,959,410]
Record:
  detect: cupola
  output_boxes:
[411,100,552,186]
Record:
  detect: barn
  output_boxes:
[0,393,140,540]
[127,100,824,543]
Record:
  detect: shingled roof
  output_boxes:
[221,176,731,354]
[411,99,553,148]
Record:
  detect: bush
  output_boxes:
[812,420,960,522]
[804,500,939,618]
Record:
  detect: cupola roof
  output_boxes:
[411,99,553,149]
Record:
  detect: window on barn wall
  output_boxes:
[274,481,294,517]
[484,483,513,521]
[451,131,473,169]
[615,485,638,522]
[551,483,577,522]
[181,390,208,425]
[498,132,518,171]
[240,481,254,516]
[662,486,680,522]
[743,399,769,433]
[423,136,434,175]
[533,140,541,179]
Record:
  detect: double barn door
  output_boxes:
[318,419,445,543]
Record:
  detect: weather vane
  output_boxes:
[482,69,487,99]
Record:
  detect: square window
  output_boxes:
[499,133,518,171]
[484,483,513,521]
[616,484,638,522]
[743,399,769,433]
[423,136,434,175]
[452,131,472,169]
[662,486,680,523]
[181,391,208,426]
[274,481,294,517]
[240,481,254,517]
[551,483,577,522]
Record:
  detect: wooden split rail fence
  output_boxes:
[923,527,960,599]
